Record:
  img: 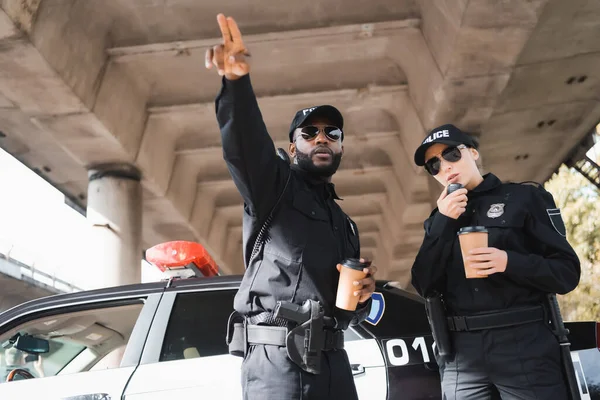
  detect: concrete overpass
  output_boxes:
[0,252,81,312]
[0,0,599,289]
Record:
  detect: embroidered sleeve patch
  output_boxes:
[546,208,567,237]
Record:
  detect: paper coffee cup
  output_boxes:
[335,259,368,311]
[458,226,488,279]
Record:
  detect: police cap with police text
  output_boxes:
[413,124,478,166]
[288,105,344,142]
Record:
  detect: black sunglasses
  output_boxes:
[424,145,468,176]
[298,125,343,142]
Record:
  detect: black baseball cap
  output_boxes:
[288,105,344,142]
[414,124,478,166]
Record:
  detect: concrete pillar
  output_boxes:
[86,163,142,289]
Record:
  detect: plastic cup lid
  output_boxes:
[458,226,488,235]
[340,258,366,271]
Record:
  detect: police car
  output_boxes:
[0,242,598,399]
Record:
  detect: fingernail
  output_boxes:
[354,291,360,296]
[229,56,235,63]
[353,281,359,286]
[218,69,224,76]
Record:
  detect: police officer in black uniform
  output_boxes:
[411,124,581,400]
[205,14,378,400]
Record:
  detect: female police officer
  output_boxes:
[411,124,581,400]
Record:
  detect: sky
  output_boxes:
[0,130,598,291]
[0,147,160,290]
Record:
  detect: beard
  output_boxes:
[295,147,342,178]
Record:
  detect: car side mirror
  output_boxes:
[14,334,50,354]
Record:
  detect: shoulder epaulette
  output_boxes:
[517,180,543,188]
[505,180,547,191]
[500,180,539,187]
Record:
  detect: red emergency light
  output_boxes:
[145,241,219,278]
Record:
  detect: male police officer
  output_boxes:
[205,14,377,400]
[411,124,581,399]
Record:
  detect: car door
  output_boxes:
[567,321,600,400]
[125,283,391,399]
[0,292,160,400]
[344,326,388,400]
[123,286,242,399]
[358,284,441,399]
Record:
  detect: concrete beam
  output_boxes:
[137,84,412,198]
[107,20,421,60]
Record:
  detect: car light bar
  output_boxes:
[145,241,219,278]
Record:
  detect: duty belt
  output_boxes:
[247,311,338,329]
[245,325,344,350]
[244,310,343,351]
[447,305,545,332]
[226,299,344,375]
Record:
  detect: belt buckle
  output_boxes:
[453,316,468,332]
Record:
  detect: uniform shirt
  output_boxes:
[411,173,580,315]
[215,75,370,328]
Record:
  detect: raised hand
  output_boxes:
[205,14,250,80]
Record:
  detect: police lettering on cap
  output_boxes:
[413,124,478,166]
[288,105,344,142]
[422,129,451,144]
[302,106,318,116]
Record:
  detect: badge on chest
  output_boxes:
[486,203,505,219]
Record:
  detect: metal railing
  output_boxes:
[564,129,600,191]
[0,250,82,294]
[572,156,600,190]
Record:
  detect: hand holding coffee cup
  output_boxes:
[458,226,489,279]
[335,258,377,311]
[438,184,468,219]
[466,247,508,277]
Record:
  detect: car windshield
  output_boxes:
[0,335,86,382]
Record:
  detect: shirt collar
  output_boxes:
[470,173,502,194]
[291,164,342,200]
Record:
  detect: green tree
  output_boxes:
[544,165,600,321]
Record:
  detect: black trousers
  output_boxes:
[241,344,359,400]
[437,321,568,400]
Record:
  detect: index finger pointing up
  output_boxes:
[217,13,232,43]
